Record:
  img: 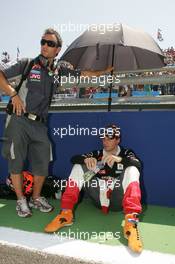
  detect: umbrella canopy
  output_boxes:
[61,23,165,71]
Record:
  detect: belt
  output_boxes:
[24,113,45,122]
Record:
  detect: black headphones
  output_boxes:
[37,54,50,68]
[36,54,57,76]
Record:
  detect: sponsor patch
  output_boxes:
[29,73,41,81]
[29,64,41,81]
[117,163,124,170]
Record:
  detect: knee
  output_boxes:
[69,164,85,189]
[70,164,84,176]
[122,166,140,193]
[125,166,140,176]
[71,164,84,171]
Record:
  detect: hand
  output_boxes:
[57,60,74,70]
[102,155,122,168]
[81,66,114,77]
[84,157,97,171]
[11,95,26,116]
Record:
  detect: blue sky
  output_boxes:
[0,0,174,60]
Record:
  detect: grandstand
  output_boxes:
[0,50,175,106]
[163,47,175,65]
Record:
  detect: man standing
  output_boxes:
[45,124,143,253]
[0,28,112,218]
[0,28,64,217]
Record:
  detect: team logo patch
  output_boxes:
[117,163,124,170]
[29,71,41,81]
[29,64,41,82]
[115,163,124,173]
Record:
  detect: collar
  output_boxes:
[103,145,121,156]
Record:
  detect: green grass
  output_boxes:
[0,198,175,254]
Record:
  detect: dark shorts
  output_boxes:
[1,114,52,176]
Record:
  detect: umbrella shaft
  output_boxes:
[108,45,115,112]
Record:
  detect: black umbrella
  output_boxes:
[61,23,165,111]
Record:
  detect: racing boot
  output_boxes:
[123,212,143,253]
[44,209,73,233]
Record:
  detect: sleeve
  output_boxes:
[122,149,142,170]
[59,66,81,77]
[113,148,142,171]
[0,58,29,81]
[57,60,81,78]
[71,150,100,164]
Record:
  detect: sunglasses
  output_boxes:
[100,135,117,140]
[40,39,58,48]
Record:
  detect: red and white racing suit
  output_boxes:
[61,146,142,214]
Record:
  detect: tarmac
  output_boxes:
[0,243,99,264]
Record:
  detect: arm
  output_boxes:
[57,60,81,77]
[0,71,17,97]
[0,58,28,84]
[81,66,113,77]
[71,150,102,170]
[122,149,141,169]
[71,150,100,164]
[0,59,28,115]
[59,66,81,77]
[58,60,113,77]
[113,149,142,170]
[103,148,141,171]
